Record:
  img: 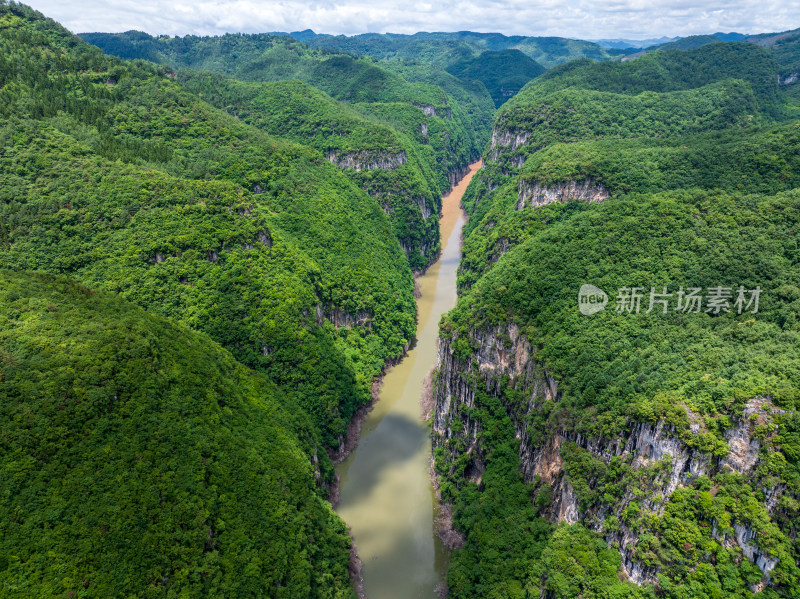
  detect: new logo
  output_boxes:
[578,284,608,315]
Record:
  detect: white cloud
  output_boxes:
[21,0,800,39]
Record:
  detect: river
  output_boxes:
[334,161,482,598]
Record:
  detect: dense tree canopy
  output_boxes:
[436,36,800,599]
[0,270,355,598]
[4,1,800,597]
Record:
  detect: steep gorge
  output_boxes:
[430,40,800,599]
[433,323,789,588]
[4,4,800,598]
[335,162,482,599]
[83,36,495,271]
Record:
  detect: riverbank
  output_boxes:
[327,160,483,473]
[334,160,481,599]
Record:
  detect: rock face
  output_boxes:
[418,197,433,220]
[516,179,609,209]
[447,164,471,189]
[412,103,452,119]
[316,304,373,329]
[432,323,790,587]
[400,239,436,268]
[326,150,407,171]
[781,72,799,86]
[490,128,530,151]
[323,147,445,270]
[488,127,530,161]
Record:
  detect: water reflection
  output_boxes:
[335,162,482,599]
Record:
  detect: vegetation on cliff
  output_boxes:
[435,37,800,599]
[79,29,492,173]
[0,1,423,456]
[5,1,800,597]
[80,28,495,268]
[175,73,444,269]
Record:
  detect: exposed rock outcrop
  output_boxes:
[412,103,452,119]
[781,72,799,86]
[447,164,471,188]
[414,103,437,117]
[432,323,791,587]
[326,150,407,171]
[489,128,530,154]
[516,178,609,209]
[418,197,433,220]
[400,239,436,266]
[315,304,373,329]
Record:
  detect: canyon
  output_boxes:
[334,162,482,598]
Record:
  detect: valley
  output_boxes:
[334,161,480,599]
[2,2,800,597]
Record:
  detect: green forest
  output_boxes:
[0,4,422,594]
[434,25,800,599]
[78,28,495,270]
[445,50,546,107]
[0,271,355,597]
[3,0,800,597]
[289,30,617,69]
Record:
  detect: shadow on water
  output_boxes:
[334,161,482,599]
[337,412,428,506]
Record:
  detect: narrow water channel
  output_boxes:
[335,161,482,599]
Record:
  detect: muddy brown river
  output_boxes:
[335,161,481,598]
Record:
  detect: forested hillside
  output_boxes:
[0,1,445,593]
[173,73,444,268]
[0,2,423,453]
[746,28,800,82]
[5,1,800,597]
[290,30,615,69]
[80,29,492,164]
[433,36,800,599]
[0,271,355,597]
[458,123,800,291]
[457,41,787,288]
[445,49,546,107]
[81,29,494,268]
[269,31,606,106]
[619,30,800,92]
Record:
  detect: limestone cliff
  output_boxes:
[447,164,471,189]
[315,304,374,329]
[412,102,452,119]
[516,178,609,209]
[488,127,530,162]
[432,323,794,589]
[326,150,407,171]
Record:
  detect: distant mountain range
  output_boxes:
[274,30,751,52]
[594,32,748,50]
[266,29,614,69]
[591,36,679,49]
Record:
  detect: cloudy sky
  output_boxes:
[21,0,800,40]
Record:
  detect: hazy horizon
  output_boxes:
[17,0,799,41]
